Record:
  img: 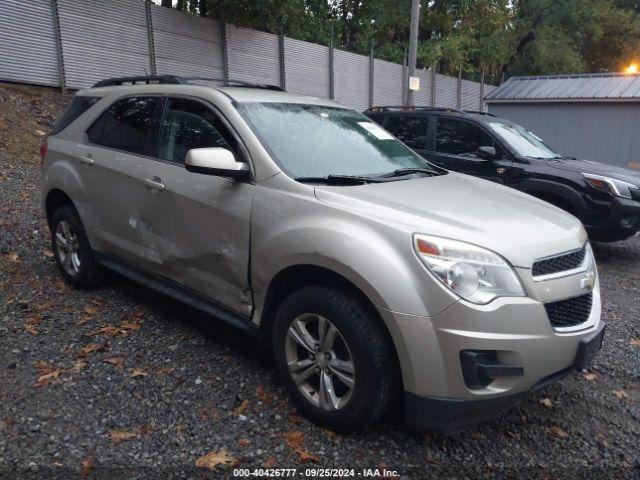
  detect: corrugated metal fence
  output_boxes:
[0,0,494,111]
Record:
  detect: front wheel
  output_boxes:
[273,285,399,432]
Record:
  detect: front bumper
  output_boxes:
[376,274,603,430]
[584,196,640,242]
[405,323,605,431]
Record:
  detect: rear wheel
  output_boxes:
[273,285,399,432]
[50,205,102,288]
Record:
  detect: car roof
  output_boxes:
[78,76,342,108]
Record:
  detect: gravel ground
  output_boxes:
[0,84,639,479]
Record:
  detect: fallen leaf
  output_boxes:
[283,431,304,450]
[24,324,39,335]
[25,315,43,325]
[297,450,319,462]
[238,439,250,446]
[43,250,54,258]
[195,450,239,470]
[90,299,104,307]
[255,385,270,403]
[612,389,628,399]
[34,302,53,312]
[80,457,93,478]
[546,426,568,438]
[36,129,46,136]
[36,361,55,375]
[539,398,553,408]
[156,366,175,375]
[76,316,91,326]
[103,356,125,370]
[108,429,139,444]
[583,372,598,381]
[84,305,99,315]
[34,370,61,387]
[7,253,19,262]
[234,399,249,416]
[130,368,147,378]
[94,326,123,336]
[262,457,277,468]
[120,321,141,331]
[630,338,640,347]
[72,360,87,372]
[78,343,105,356]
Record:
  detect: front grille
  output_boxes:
[544,293,593,328]
[532,246,586,277]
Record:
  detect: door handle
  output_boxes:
[80,154,94,167]
[144,176,165,191]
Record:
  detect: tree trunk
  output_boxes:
[161,0,172,7]
[199,0,207,17]
[176,0,185,11]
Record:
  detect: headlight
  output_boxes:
[413,234,525,304]
[582,173,638,199]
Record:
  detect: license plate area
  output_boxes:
[574,324,606,371]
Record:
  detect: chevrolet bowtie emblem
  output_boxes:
[580,271,596,290]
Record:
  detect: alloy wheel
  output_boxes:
[55,220,81,276]
[285,313,355,411]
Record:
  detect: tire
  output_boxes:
[273,285,399,432]
[50,205,102,289]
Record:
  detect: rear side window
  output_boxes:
[52,96,100,135]
[158,98,232,165]
[435,118,494,156]
[87,96,163,156]
[384,115,429,150]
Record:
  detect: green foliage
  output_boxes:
[161,0,640,82]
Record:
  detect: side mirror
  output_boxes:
[477,146,496,160]
[185,148,249,179]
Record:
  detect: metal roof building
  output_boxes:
[485,73,640,170]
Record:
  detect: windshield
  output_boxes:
[237,102,434,179]
[488,121,560,159]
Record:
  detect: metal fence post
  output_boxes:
[456,66,462,109]
[50,0,66,93]
[431,65,437,106]
[479,67,485,112]
[145,0,157,75]
[329,26,335,100]
[220,23,229,84]
[368,38,374,108]
[402,48,408,106]
[279,18,286,91]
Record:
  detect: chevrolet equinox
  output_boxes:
[41,75,605,432]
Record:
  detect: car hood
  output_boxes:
[548,158,640,185]
[314,172,586,268]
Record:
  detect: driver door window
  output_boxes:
[158,98,232,165]
[435,118,495,158]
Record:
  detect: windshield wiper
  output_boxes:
[375,168,440,178]
[295,175,383,185]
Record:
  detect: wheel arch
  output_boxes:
[259,264,404,390]
[45,188,75,226]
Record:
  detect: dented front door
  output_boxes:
[135,160,254,316]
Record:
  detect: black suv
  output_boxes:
[365,107,640,242]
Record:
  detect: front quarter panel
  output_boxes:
[249,175,459,323]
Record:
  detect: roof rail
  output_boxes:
[92,75,285,91]
[185,77,284,91]
[463,110,496,117]
[92,75,185,87]
[365,105,465,114]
